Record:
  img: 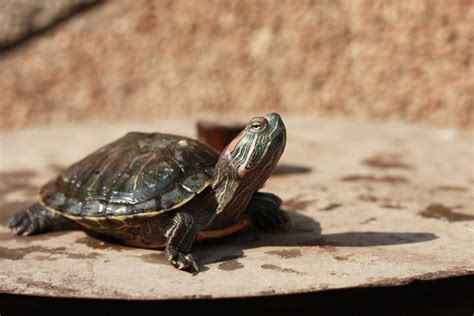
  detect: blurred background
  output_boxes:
[0,0,472,130]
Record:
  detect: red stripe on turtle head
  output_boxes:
[224,130,245,157]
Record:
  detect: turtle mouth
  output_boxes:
[271,129,286,145]
[263,113,286,145]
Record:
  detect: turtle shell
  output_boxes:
[40,132,219,219]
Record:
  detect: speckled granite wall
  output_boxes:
[0,0,472,129]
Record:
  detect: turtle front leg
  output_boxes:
[164,212,199,272]
[8,203,79,236]
[244,192,290,230]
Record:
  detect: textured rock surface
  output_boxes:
[0,115,472,299]
[0,0,473,130]
[0,0,98,48]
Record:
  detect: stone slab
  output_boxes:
[0,115,473,299]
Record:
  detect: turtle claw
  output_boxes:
[8,210,36,236]
[8,204,51,236]
[167,250,199,272]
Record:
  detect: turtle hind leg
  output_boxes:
[244,192,290,230]
[8,203,78,236]
[164,212,198,272]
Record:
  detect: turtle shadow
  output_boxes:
[272,163,312,176]
[194,209,438,268]
[193,210,319,266]
[193,210,321,267]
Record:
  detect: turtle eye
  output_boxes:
[248,118,268,133]
[251,122,261,129]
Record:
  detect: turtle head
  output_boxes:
[222,112,286,181]
[213,113,286,212]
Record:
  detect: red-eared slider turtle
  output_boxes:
[8,113,288,272]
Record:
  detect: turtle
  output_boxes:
[8,113,288,272]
